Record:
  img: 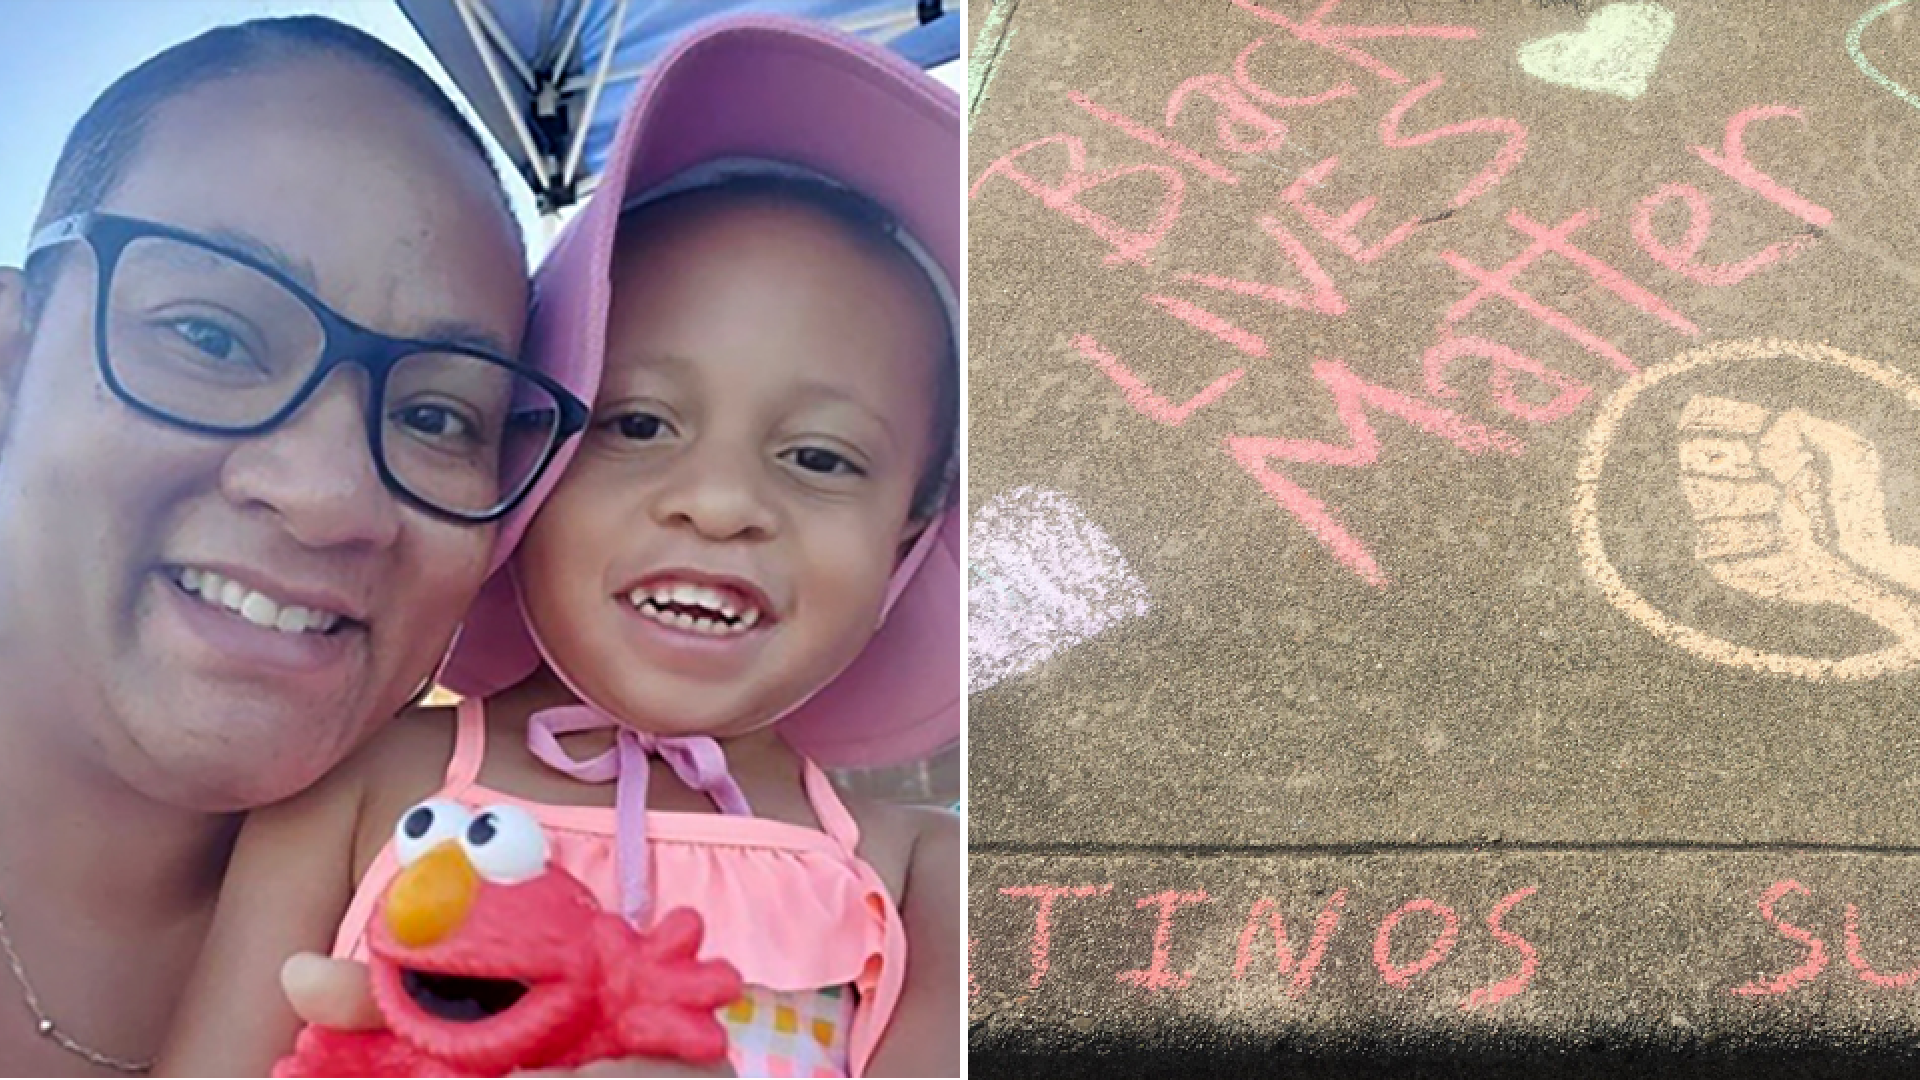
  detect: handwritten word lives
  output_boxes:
[970,0,1832,588]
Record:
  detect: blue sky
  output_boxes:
[1,1,961,266]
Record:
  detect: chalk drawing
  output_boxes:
[1441,208,1700,378]
[1166,74,1291,156]
[1372,898,1461,988]
[1069,92,1241,185]
[1378,75,1530,211]
[1117,891,1212,991]
[1227,0,1480,87]
[1073,334,1248,424]
[1423,336,1593,426]
[969,488,1151,694]
[1143,296,1271,358]
[1676,395,1920,643]
[1283,155,1425,265]
[1461,887,1542,1010]
[1573,339,1920,681]
[967,0,1019,117]
[970,135,1188,266]
[1731,880,1829,997]
[1234,890,1348,998]
[1844,904,1920,989]
[1692,106,1833,229]
[1848,0,1920,115]
[999,884,1114,990]
[1176,214,1350,317]
[1631,183,1819,287]
[1233,36,1357,111]
[1516,3,1675,101]
[1227,360,1526,588]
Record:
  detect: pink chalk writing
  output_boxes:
[1225,359,1525,587]
[1233,36,1357,111]
[1145,295,1271,358]
[1234,889,1348,998]
[1440,208,1700,377]
[1378,75,1528,210]
[1373,897,1462,988]
[1283,155,1423,265]
[1423,335,1592,426]
[1069,92,1240,186]
[1842,903,1920,990]
[1001,884,1115,990]
[1631,182,1819,287]
[1118,890,1214,992]
[1731,880,1830,997]
[969,135,1187,266]
[1692,105,1833,229]
[1073,334,1247,426]
[1167,74,1291,156]
[1175,214,1349,316]
[1461,886,1542,1010]
[1227,0,1479,86]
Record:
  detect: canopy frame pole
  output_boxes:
[547,1,594,85]
[465,0,537,90]
[558,65,647,96]
[451,0,556,205]
[561,0,630,190]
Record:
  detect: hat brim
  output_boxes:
[441,15,961,770]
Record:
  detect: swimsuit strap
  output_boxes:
[802,758,862,855]
[444,696,490,793]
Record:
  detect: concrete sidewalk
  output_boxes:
[965,0,1920,1072]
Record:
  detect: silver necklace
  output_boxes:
[0,904,152,1073]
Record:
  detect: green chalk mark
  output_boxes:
[1517,2,1675,101]
[1848,0,1920,114]
[968,0,1018,117]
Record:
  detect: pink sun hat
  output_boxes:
[438,14,961,771]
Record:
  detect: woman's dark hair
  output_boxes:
[25,15,516,320]
[623,174,960,522]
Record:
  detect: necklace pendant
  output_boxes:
[36,1018,53,1036]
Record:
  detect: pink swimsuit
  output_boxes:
[331,697,908,1077]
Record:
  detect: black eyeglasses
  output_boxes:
[25,212,587,524]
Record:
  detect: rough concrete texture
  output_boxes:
[966,0,1920,1072]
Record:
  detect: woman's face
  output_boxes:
[0,60,526,810]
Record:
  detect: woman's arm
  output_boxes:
[864,809,962,1078]
[154,766,364,1076]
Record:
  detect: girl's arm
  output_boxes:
[154,765,365,1076]
[864,809,962,1078]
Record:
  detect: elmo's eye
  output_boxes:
[394,799,471,866]
[461,804,547,884]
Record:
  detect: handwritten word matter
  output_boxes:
[970,0,1832,591]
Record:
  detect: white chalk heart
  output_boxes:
[1517,2,1675,100]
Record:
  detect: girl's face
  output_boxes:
[517,195,942,738]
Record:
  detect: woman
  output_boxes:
[0,17,586,1074]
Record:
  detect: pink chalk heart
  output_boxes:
[1517,2,1674,100]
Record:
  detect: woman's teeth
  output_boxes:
[627,583,762,637]
[173,568,342,634]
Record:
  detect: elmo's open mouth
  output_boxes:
[400,968,530,1022]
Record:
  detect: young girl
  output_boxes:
[158,16,961,1078]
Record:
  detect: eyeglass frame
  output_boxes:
[23,211,589,525]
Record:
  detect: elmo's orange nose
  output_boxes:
[386,843,477,948]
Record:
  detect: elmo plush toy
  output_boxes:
[273,799,742,1077]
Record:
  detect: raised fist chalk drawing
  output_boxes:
[1574,340,1920,680]
[1676,395,1920,644]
